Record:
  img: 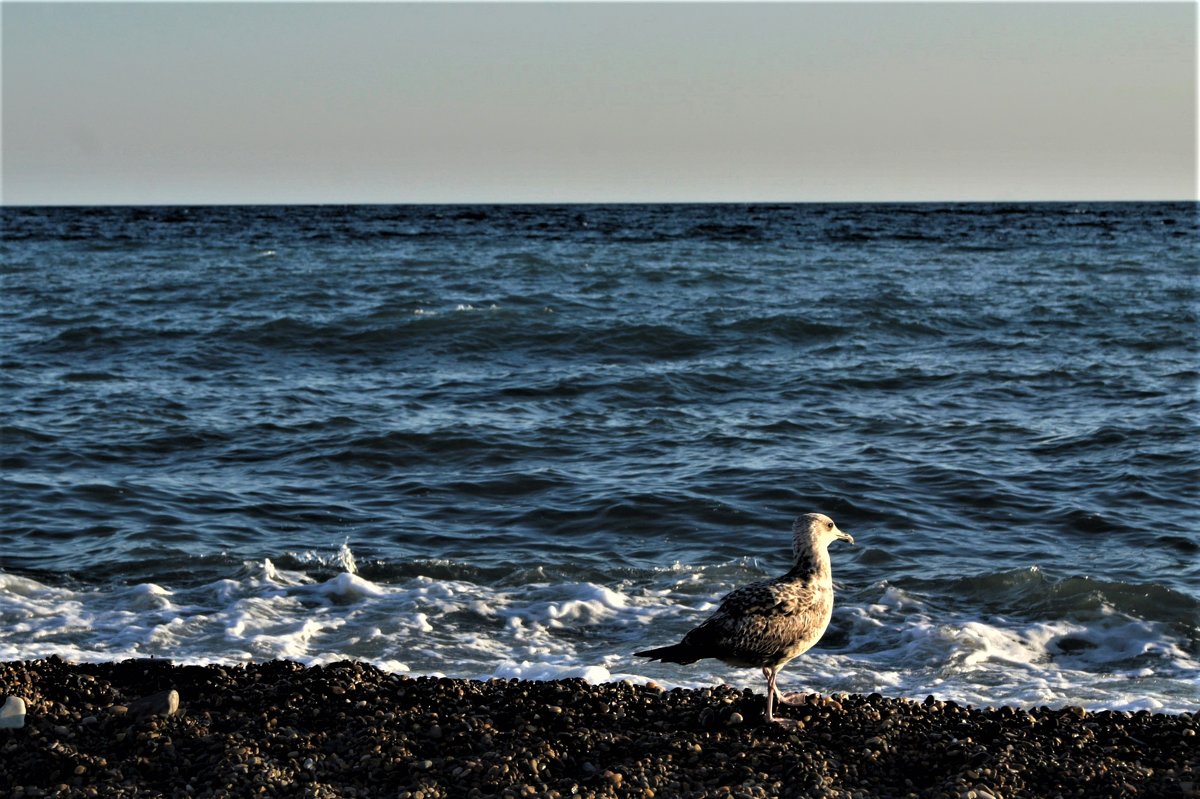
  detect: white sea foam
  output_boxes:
[818,583,1200,712]
[1,555,1195,714]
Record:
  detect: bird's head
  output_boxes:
[792,512,854,561]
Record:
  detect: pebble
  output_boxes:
[127,688,180,720]
[0,658,1195,798]
[0,696,27,729]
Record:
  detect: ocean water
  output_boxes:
[1,203,1197,714]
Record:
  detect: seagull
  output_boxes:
[635,512,854,723]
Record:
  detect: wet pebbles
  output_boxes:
[1,656,1196,798]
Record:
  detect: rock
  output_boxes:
[0,695,27,729]
[127,688,180,720]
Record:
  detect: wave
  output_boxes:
[2,548,1195,713]
[4,203,1197,716]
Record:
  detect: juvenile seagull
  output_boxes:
[635,512,854,723]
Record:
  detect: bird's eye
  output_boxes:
[826,522,834,530]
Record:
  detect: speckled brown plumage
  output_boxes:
[635,512,854,722]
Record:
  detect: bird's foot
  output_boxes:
[769,716,804,728]
[777,691,809,706]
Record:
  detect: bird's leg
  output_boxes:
[765,666,785,703]
[761,668,803,726]
[762,667,776,722]
[763,667,808,723]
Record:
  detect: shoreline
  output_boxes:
[2,657,1196,798]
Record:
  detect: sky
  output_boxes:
[2,2,1196,205]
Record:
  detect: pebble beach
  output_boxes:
[1,657,1196,799]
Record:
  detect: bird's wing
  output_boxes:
[681,579,827,663]
[713,578,818,618]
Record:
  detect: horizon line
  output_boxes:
[4,197,1198,209]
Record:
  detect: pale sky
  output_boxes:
[2,2,1196,204]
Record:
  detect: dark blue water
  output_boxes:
[2,203,1197,711]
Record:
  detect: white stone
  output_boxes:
[0,696,27,729]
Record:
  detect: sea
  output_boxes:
[1,203,1197,714]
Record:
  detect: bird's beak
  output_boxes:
[836,528,854,545]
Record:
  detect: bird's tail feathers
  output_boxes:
[633,642,701,665]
